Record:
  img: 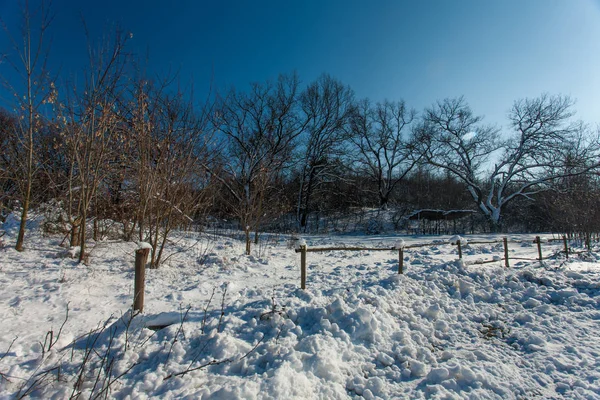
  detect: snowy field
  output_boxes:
[1,217,600,399]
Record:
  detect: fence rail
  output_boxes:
[303,246,396,252]
[294,234,590,290]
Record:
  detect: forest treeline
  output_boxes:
[1,4,600,264]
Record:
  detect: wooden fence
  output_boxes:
[294,235,591,290]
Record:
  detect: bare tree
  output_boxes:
[213,73,305,254]
[296,74,354,231]
[124,77,159,244]
[419,94,600,231]
[349,98,419,209]
[1,0,55,250]
[57,28,130,262]
[126,78,215,268]
[0,110,19,216]
[541,172,600,239]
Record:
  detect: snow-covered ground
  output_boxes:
[1,217,600,399]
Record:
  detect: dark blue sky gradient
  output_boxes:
[1,0,599,127]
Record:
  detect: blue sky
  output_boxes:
[1,0,599,128]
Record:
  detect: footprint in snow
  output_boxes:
[9,297,21,307]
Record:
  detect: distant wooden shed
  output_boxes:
[409,209,475,221]
[408,209,476,234]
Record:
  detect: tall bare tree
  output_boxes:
[418,94,600,231]
[1,0,55,250]
[213,73,305,254]
[349,98,419,209]
[126,78,215,267]
[296,74,354,231]
[57,28,130,262]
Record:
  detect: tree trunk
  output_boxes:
[300,212,308,232]
[245,226,251,255]
[93,218,98,241]
[15,197,30,252]
[70,218,80,247]
[488,218,502,233]
[125,219,137,242]
[16,68,35,252]
[379,195,389,210]
[298,166,317,232]
[78,207,87,263]
[154,229,168,267]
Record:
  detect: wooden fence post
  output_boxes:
[134,248,150,312]
[535,236,543,261]
[300,245,307,290]
[456,240,462,259]
[563,235,569,259]
[398,249,404,274]
[503,237,510,268]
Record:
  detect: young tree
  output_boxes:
[58,28,130,262]
[213,73,305,254]
[126,79,215,268]
[0,110,19,216]
[1,0,55,250]
[349,98,419,209]
[296,74,354,231]
[418,94,600,231]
